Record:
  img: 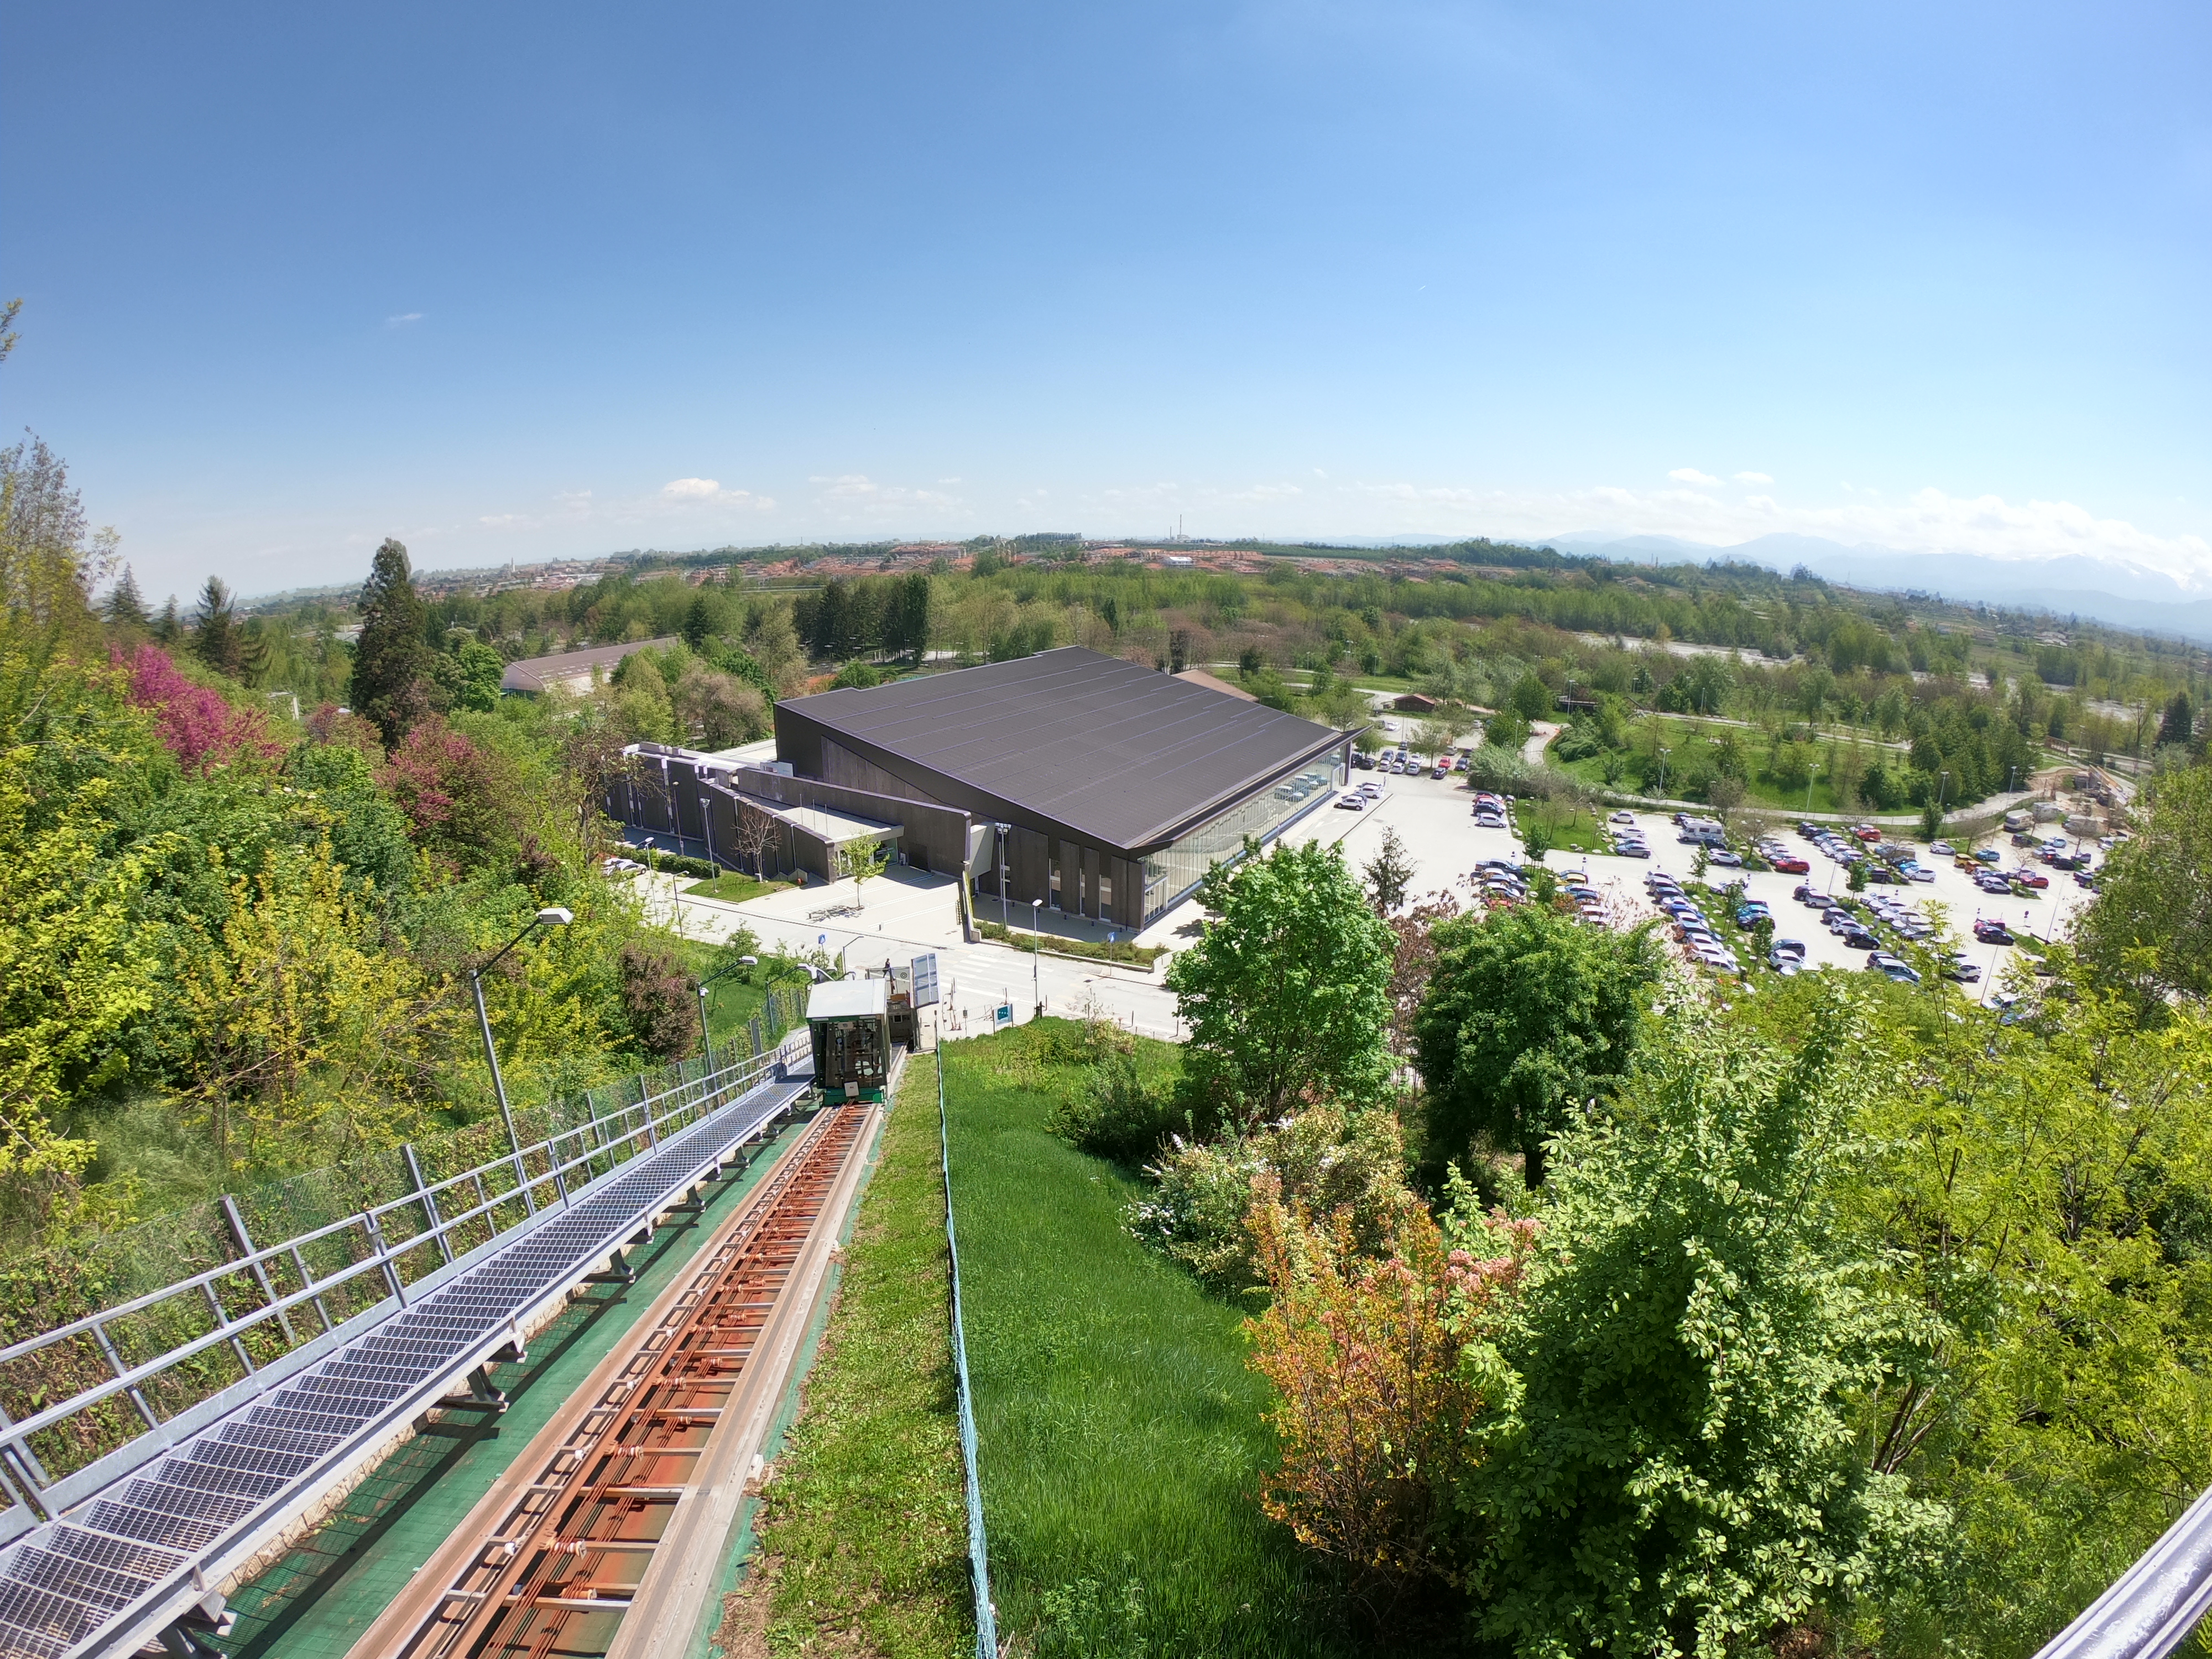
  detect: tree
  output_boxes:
[672,660,766,746]
[681,592,719,653]
[1825,980,2212,1651]
[432,638,505,713]
[1166,838,1395,1133]
[191,576,243,675]
[2157,690,2194,750]
[1364,826,1415,914]
[153,595,182,645]
[103,565,147,628]
[2076,759,2212,1011]
[350,538,432,744]
[1413,905,1660,1187]
[729,797,780,879]
[835,836,891,907]
[1465,998,1941,1655]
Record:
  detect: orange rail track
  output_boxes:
[372,1103,869,1659]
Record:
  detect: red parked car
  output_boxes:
[2015,870,2050,889]
[1853,825,1882,843]
[1771,855,1811,874]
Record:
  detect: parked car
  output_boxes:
[1867,952,1922,984]
[1335,793,1366,810]
[1610,809,1636,824]
[1709,849,1744,867]
[1770,854,1810,874]
[1973,919,2016,945]
[1929,841,1955,857]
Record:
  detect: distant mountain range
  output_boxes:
[1537,530,2212,643]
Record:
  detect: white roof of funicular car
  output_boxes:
[807,978,888,1021]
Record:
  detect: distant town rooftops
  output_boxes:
[501,637,678,695]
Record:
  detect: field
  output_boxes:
[1545,713,1879,813]
[942,1023,1356,1658]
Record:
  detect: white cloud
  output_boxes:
[662,477,722,499]
[1734,471,1773,484]
[807,474,963,517]
[384,312,422,327]
[1327,477,2212,587]
[1668,468,1721,486]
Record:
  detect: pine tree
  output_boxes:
[154,596,182,644]
[192,576,243,675]
[103,565,148,628]
[350,538,432,743]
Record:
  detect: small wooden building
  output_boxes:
[807,979,891,1103]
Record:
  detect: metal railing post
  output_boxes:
[221,1194,298,1348]
[403,1145,453,1266]
[362,1212,406,1308]
[201,1281,255,1375]
[92,1321,161,1431]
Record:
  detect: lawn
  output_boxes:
[726,1057,972,1657]
[942,1023,1355,1658]
[1511,800,1610,856]
[685,870,795,904]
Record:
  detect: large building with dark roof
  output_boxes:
[774,648,1353,927]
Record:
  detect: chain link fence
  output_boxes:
[0,985,811,1491]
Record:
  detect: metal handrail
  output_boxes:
[0,1034,804,1495]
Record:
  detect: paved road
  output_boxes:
[640,873,1186,1040]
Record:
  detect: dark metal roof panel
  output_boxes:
[778,648,1348,849]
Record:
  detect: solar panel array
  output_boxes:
[0,1053,811,1659]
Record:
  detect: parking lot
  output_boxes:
[1274,768,2096,994]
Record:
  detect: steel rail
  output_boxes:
[364,1102,869,1659]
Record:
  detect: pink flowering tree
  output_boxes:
[117,645,279,773]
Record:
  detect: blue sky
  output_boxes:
[4,1,2209,601]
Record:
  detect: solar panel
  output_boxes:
[0,1060,813,1659]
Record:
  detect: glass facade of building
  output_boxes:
[1140,743,1349,921]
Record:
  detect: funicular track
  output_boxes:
[357,1100,873,1659]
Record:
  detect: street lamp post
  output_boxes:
[470,906,574,1214]
[1029,898,1045,1016]
[697,982,713,1076]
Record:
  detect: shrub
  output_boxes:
[1125,1106,1415,1294]
[117,644,279,773]
[1245,1171,1534,1618]
[618,941,701,1062]
[1047,1051,1179,1165]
